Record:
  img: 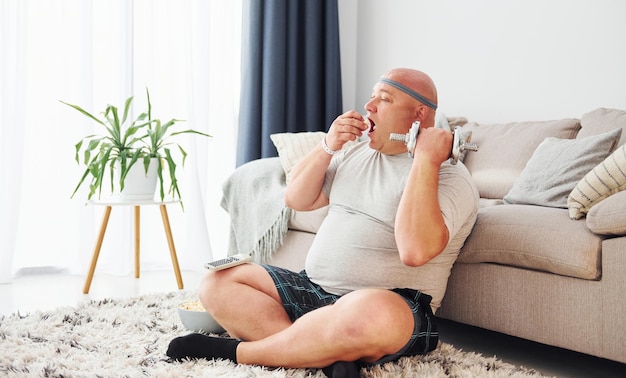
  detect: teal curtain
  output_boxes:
[237,0,343,165]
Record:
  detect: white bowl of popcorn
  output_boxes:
[177,300,225,334]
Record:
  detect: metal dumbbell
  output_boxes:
[389,121,479,164]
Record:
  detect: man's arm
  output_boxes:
[283,142,332,211]
[395,127,452,266]
[285,110,368,211]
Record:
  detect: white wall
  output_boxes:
[339,0,626,123]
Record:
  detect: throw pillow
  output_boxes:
[503,128,622,208]
[461,118,581,199]
[577,107,626,147]
[585,190,626,236]
[567,141,626,219]
[270,131,327,182]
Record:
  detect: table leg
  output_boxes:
[134,205,140,279]
[83,206,112,294]
[160,204,184,289]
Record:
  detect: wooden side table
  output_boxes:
[83,199,184,294]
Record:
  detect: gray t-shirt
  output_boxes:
[305,141,479,313]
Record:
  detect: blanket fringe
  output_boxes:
[251,206,292,263]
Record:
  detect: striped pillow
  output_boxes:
[270,131,327,182]
[270,132,359,182]
[567,142,626,219]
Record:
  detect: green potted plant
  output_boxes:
[61,88,211,204]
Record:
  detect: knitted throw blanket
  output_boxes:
[220,157,291,262]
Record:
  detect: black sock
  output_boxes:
[166,333,241,362]
[322,361,360,378]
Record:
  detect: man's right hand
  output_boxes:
[324,110,370,152]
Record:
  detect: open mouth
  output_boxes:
[365,117,376,133]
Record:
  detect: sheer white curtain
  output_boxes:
[0,0,241,283]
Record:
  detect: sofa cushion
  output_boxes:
[503,128,622,208]
[289,206,329,234]
[479,198,504,208]
[461,119,581,199]
[457,204,602,280]
[577,107,626,147]
[586,190,626,236]
[568,142,626,219]
[447,116,469,128]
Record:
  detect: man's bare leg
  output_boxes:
[169,264,415,369]
[199,263,292,340]
[235,288,414,368]
[166,264,292,363]
[171,276,415,367]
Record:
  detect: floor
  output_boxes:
[1,270,625,378]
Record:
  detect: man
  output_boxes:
[167,68,479,377]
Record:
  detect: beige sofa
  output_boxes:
[223,107,626,364]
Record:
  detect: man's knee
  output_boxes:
[198,265,245,313]
[198,271,221,313]
[199,264,279,313]
[331,290,414,353]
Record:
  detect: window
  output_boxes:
[0,0,241,281]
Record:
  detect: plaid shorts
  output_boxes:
[261,264,439,365]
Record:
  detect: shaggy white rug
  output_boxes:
[0,291,548,377]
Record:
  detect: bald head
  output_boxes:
[382,68,438,109]
[378,68,438,127]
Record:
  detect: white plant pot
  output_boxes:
[112,158,159,201]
